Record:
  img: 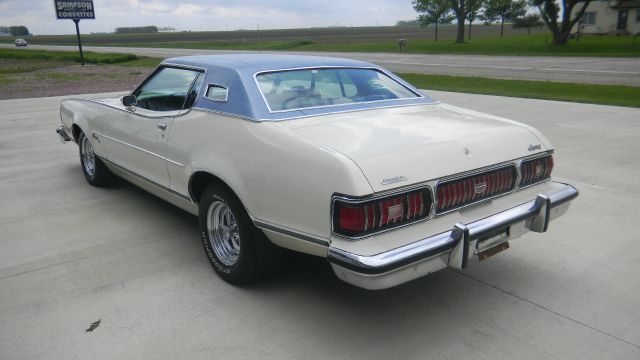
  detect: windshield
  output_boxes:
[256,68,420,112]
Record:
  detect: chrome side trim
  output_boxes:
[327,183,578,275]
[98,155,192,202]
[191,107,257,122]
[93,131,184,167]
[253,220,329,246]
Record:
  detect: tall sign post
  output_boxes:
[54,0,95,66]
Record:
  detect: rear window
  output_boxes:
[256,68,420,112]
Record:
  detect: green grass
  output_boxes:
[303,34,640,57]
[0,48,144,65]
[92,34,640,57]
[399,73,640,107]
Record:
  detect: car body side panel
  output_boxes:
[60,99,107,156]
[165,108,374,243]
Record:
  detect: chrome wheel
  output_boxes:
[81,135,96,177]
[207,200,240,266]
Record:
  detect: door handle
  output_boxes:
[157,123,167,130]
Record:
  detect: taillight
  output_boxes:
[520,155,553,187]
[333,188,432,238]
[436,166,517,214]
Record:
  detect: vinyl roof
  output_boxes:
[160,54,435,121]
[164,54,376,73]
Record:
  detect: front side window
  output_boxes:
[256,68,420,112]
[133,67,202,111]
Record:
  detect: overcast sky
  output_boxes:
[0,0,419,35]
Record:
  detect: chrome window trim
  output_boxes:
[330,183,434,241]
[93,131,184,167]
[256,101,439,122]
[434,163,518,216]
[203,83,229,103]
[129,63,208,113]
[253,66,425,114]
[191,106,257,122]
[516,151,555,190]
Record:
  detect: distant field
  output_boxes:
[5,25,639,57]
[12,25,543,46]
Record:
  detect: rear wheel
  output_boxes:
[78,131,114,187]
[199,183,281,284]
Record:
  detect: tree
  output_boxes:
[512,14,544,35]
[532,0,593,45]
[450,0,468,43]
[482,0,527,37]
[9,26,29,36]
[413,0,455,41]
[396,19,420,26]
[466,0,484,39]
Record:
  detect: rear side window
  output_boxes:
[256,68,419,112]
[133,67,203,111]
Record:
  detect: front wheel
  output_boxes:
[199,183,281,284]
[78,131,114,187]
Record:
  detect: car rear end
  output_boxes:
[327,153,577,290]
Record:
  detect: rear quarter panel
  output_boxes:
[165,109,374,246]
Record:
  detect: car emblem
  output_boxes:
[528,144,541,151]
[381,176,408,186]
[474,182,487,194]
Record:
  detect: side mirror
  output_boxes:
[122,95,137,110]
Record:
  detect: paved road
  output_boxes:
[3,43,640,86]
[1,92,639,359]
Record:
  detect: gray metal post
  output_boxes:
[73,19,85,66]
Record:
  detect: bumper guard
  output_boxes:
[327,182,578,289]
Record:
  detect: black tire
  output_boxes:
[78,131,115,187]
[199,183,282,284]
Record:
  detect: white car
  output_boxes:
[14,39,27,47]
[56,54,578,290]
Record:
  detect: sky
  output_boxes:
[0,0,419,35]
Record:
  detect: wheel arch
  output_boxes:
[71,123,82,143]
[189,171,246,209]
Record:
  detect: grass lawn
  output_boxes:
[0,49,157,99]
[399,73,640,107]
[0,48,143,65]
[93,34,640,57]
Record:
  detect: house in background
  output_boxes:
[572,0,640,34]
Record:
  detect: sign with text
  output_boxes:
[54,0,95,20]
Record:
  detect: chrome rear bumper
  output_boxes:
[327,182,578,290]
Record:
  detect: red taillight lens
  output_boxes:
[337,206,366,233]
[333,189,432,238]
[520,155,553,187]
[436,166,517,214]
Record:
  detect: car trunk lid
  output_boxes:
[279,104,548,193]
